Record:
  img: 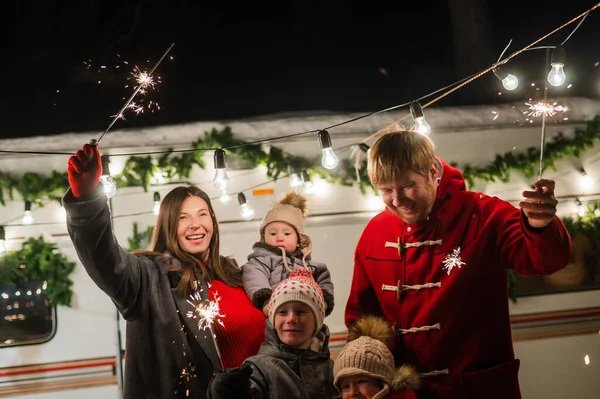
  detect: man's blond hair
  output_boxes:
[367,130,436,186]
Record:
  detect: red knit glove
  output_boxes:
[67,141,103,198]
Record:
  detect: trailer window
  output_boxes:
[0,282,56,347]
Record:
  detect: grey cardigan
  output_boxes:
[242,242,335,314]
[64,190,220,399]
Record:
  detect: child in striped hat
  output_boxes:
[209,269,335,399]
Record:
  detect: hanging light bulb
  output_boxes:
[409,102,432,136]
[152,169,167,185]
[575,198,586,217]
[22,201,34,225]
[358,143,371,154]
[493,67,519,91]
[288,165,303,188]
[58,199,66,222]
[153,192,161,215]
[317,130,339,169]
[578,168,594,191]
[301,170,314,194]
[0,226,7,255]
[547,46,566,87]
[213,149,230,191]
[238,192,255,220]
[100,156,117,199]
[219,190,231,204]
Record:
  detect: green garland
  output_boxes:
[0,118,598,205]
[0,236,76,307]
[507,200,600,303]
[127,222,154,251]
[1,117,599,306]
[562,201,600,244]
[455,117,600,189]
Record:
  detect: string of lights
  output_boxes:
[1,3,597,160]
[1,189,598,232]
[0,3,599,235]
[369,2,598,144]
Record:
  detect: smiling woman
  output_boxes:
[63,143,266,399]
[177,196,214,256]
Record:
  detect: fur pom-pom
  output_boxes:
[278,191,309,217]
[322,290,335,316]
[251,288,273,310]
[347,315,392,345]
[391,365,421,391]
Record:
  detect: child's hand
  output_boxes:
[210,364,253,397]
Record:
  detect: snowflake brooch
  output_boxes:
[442,247,466,275]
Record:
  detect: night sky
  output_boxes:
[2,0,599,139]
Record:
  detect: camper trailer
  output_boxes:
[1,98,599,398]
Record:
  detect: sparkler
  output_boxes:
[185,283,224,369]
[537,49,552,179]
[525,101,568,118]
[186,290,225,331]
[97,42,175,143]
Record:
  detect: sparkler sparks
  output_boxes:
[525,101,568,118]
[186,290,225,331]
[178,362,197,384]
[80,53,166,120]
[132,66,156,90]
[95,42,174,143]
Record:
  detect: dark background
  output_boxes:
[3,0,599,139]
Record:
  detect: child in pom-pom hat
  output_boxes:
[334,315,421,399]
[208,269,335,399]
[242,190,335,316]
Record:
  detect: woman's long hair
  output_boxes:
[134,185,242,292]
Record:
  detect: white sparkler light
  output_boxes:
[525,102,568,118]
[186,290,225,331]
[132,66,156,90]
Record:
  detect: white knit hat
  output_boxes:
[334,316,420,395]
[267,269,325,335]
[260,191,312,255]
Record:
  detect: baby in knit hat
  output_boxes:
[242,190,335,316]
[334,316,420,399]
[209,269,336,399]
